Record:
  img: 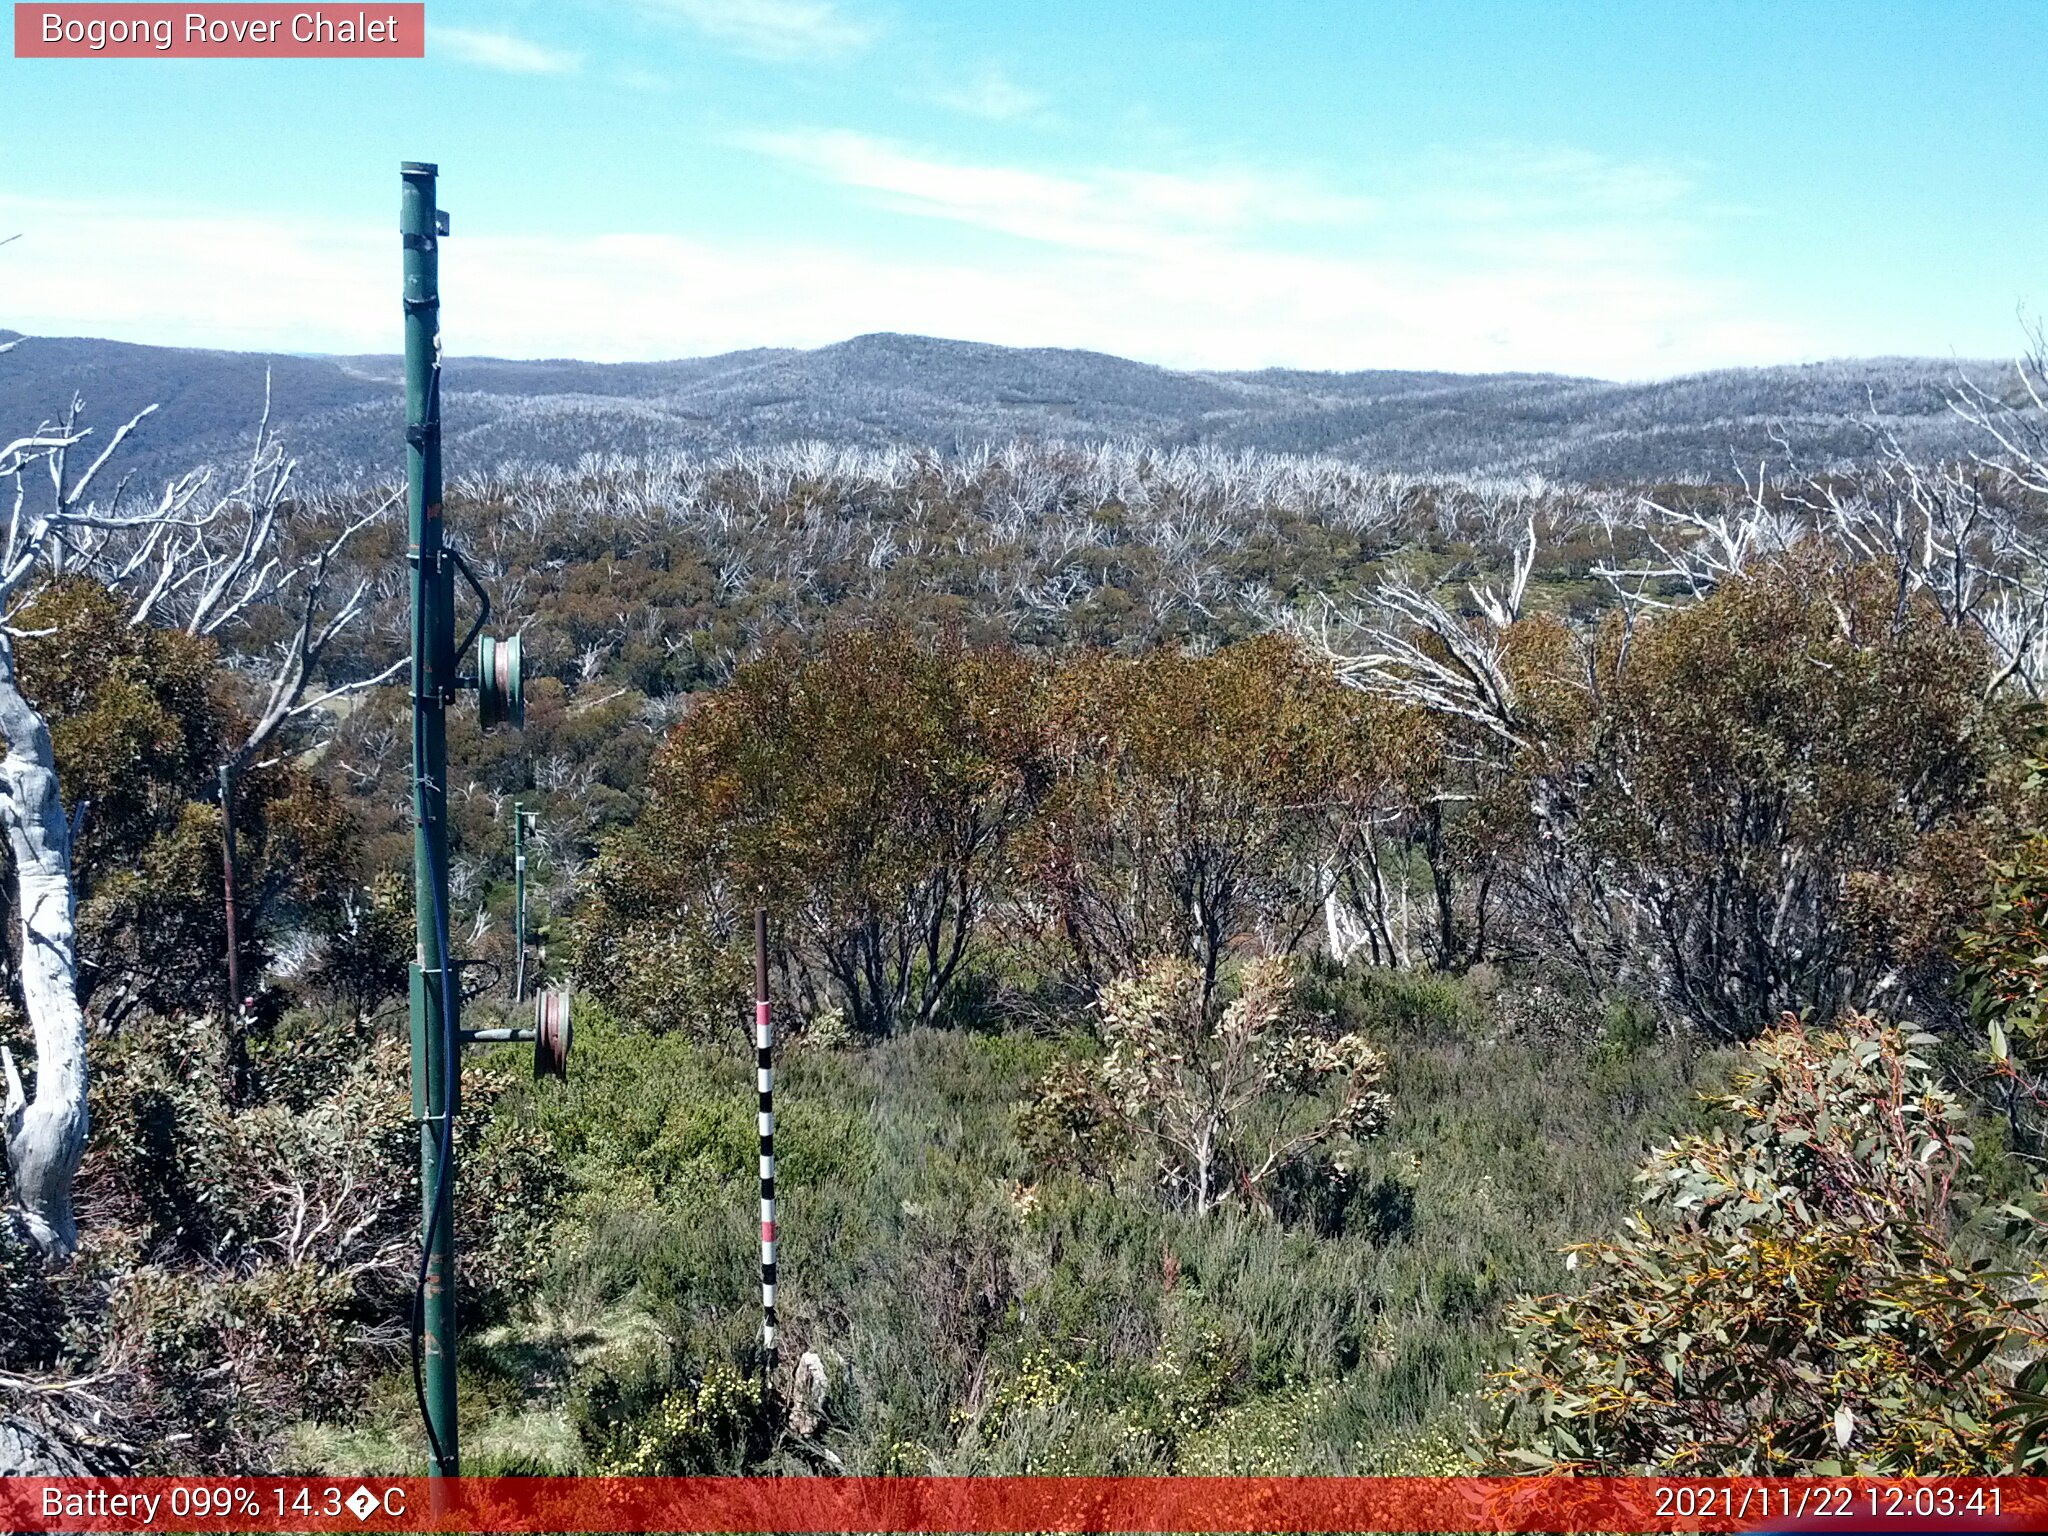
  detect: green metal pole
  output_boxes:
[513,802,527,1004]
[402,160,459,1479]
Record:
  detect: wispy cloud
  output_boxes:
[436,26,581,75]
[630,0,875,61]
[934,69,1046,123]
[741,129,1376,256]
[743,130,1710,271]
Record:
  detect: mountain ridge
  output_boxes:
[0,328,2004,488]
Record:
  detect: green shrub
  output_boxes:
[585,1361,775,1474]
[54,1005,564,1468]
[572,897,750,1042]
[1303,965,1481,1043]
[78,1260,362,1471]
[1487,1017,2048,1473]
[308,872,414,1023]
[15,577,357,1031]
[527,1006,875,1201]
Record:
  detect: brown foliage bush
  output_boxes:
[12,578,355,1028]
[1511,554,2012,1036]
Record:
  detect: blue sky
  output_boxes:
[2,0,2042,377]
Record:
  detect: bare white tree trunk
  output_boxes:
[0,628,86,1258]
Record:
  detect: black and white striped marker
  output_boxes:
[755,906,777,1376]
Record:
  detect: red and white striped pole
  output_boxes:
[755,905,778,1378]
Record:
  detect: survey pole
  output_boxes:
[513,802,527,1003]
[403,159,459,1479]
[756,905,778,1378]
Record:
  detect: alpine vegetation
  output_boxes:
[6,331,2048,1479]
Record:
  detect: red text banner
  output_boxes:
[0,1476,2041,1534]
[14,5,425,58]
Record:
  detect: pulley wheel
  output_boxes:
[478,633,525,731]
[534,987,571,1080]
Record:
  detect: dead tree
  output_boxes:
[1592,371,2048,696]
[1284,541,1537,969]
[0,388,166,1256]
[0,414,93,1255]
[1,373,397,1253]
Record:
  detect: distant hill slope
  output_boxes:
[0,329,2006,488]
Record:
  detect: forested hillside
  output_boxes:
[0,329,2010,490]
[7,341,2048,1478]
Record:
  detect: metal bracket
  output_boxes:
[446,545,493,670]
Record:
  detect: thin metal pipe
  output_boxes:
[513,802,527,1003]
[217,763,248,1099]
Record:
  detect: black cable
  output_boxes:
[409,722,459,1476]
[408,353,460,1477]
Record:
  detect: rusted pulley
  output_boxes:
[534,986,571,1080]
[478,632,524,730]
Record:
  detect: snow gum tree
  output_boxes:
[1,371,391,1257]
[0,401,108,1256]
